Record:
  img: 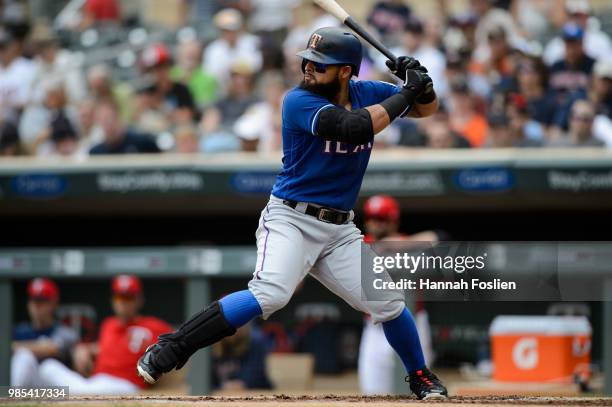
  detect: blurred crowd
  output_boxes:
[0,0,611,158]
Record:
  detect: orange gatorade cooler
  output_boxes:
[489,316,591,383]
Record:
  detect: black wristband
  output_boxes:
[380,91,415,121]
[416,89,436,105]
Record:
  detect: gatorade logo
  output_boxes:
[512,337,538,370]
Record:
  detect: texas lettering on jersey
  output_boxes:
[323,140,373,154]
[272,80,402,211]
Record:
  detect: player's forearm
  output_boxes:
[365,105,391,135]
[407,92,439,118]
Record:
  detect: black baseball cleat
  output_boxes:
[407,368,448,400]
[137,343,164,384]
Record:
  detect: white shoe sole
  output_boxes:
[137,363,157,385]
[423,392,447,400]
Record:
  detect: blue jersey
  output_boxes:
[271,80,402,211]
[13,322,55,341]
[13,322,78,364]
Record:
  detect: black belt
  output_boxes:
[282,199,350,225]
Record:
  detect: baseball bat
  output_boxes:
[313,0,397,62]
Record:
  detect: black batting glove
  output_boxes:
[386,56,428,82]
[400,69,433,103]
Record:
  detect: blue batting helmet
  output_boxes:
[296,27,363,77]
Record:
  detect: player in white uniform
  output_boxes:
[137,27,448,399]
[358,195,438,394]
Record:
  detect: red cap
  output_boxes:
[27,278,59,301]
[141,43,172,69]
[364,195,400,222]
[112,275,143,296]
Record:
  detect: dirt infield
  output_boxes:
[2,395,612,406]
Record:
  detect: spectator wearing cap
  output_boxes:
[233,72,285,153]
[547,22,597,133]
[48,113,80,156]
[39,275,173,395]
[200,61,259,152]
[549,23,596,95]
[11,278,78,387]
[543,0,612,66]
[90,101,160,155]
[140,43,196,125]
[0,26,36,123]
[203,8,263,90]
[0,120,22,156]
[170,39,218,109]
[547,99,603,147]
[376,17,447,99]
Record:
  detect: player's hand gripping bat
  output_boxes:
[313,0,431,90]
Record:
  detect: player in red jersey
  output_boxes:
[38,275,172,395]
[362,195,440,244]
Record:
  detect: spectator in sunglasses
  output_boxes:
[547,99,603,147]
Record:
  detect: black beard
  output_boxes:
[299,77,341,101]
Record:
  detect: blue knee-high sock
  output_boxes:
[382,307,426,374]
[219,290,262,328]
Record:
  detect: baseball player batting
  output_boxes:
[137,27,448,399]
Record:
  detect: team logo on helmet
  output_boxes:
[309,33,323,49]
